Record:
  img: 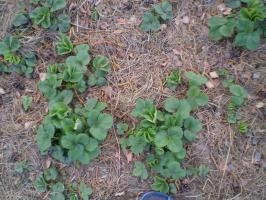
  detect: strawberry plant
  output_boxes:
[119,71,209,193]
[208,0,266,50]
[165,70,182,90]
[0,36,37,77]
[34,167,93,200]
[56,34,74,55]
[27,0,70,32]
[140,1,173,32]
[36,98,113,164]
[218,69,249,132]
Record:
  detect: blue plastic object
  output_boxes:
[140,192,173,200]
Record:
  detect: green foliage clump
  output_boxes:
[56,34,74,55]
[208,0,266,50]
[22,95,33,111]
[12,0,70,32]
[218,69,249,132]
[140,1,173,32]
[34,167,93,200]
[36,98,113,164]
[0,36,37,78]
[38,40,113,165]
[119,71,209,193]
[165,70,181,90]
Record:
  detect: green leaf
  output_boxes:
[184,116,202,133]
[88,111,113,140]
[63,65,84,83]
[164,97,191,118]
[154,127,183,152]
[128,135,147,155]
[185,72,208,86]
[0,36,21,55]
[13,14,28,27]
[140,11,161,32]
[51,182,65,200]
[116,122,129,135]
[36,123,55,154]
[91,8,100,21]
[49,90,73,106]
[131,99,157,123]
[79,182,92,200]
[57,14,71,33]
[49,102,70,120]
[151,176,169,193]
[92,56,111,73]
[198,165,209,176]
[22,95,32,111]
[15,161,28,173]
[224,0,241,8]
[44,167,58,181]
[153,0,173,21]
[165,70,182,90]
[39,74,60,99]
[34,176,47,193]
[234,31,260,51]
[229,84,248,98]
[187,86,209,109]
[30,7,52,29]
[56,34,73,55]
[74,44,90,54]
[49,0,67,12]
[133,161,148,180]
[236,18,254,33]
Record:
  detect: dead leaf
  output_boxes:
[39,73,47,81]
[115,191,125,196]
[102,86,113,98]
[0,87,5,95]
[209,71,219,79]
[256,102,264,108]
[44,157,52,169]
[126,151,132,163]
[181,16,190,24]
[206,81,215,89]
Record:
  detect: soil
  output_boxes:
[0,0,265,200]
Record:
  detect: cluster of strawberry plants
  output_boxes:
[37,36,113,164]
[140,0,173,32]
[208,0,266,50]
[34,167,93,200]
[119,72,209,193]
[0,35,37,77]
[218,69,249,133]
[13,0,70,32]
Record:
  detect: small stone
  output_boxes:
[251,137,258,146]
[252,72,261,79]
[209,71,219,79]
[253,152,262,165]
[256,102,264,108]
[0,87,5,95]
